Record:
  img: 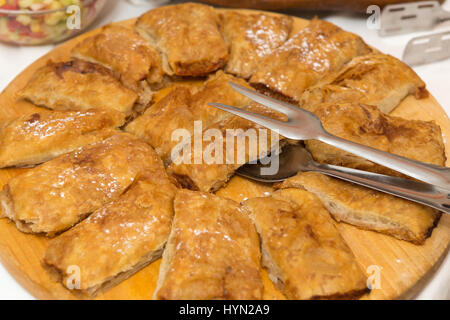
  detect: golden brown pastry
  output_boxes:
[168,103,285,192]
[135,2,228,77]
[44,172,177,297]
[306,103,446,176]
[154,189,263,300]
[221,11,293,79]
[0,133,165,236]
[126,71,251,164]
[126,86,194,164]
[243,188,368,299]
[278,172,441,244]
[20,60,138,117]
[71,25,164,105]
[300,53,426,114]
[0,109,125,168]
[250,18,371,103]
[189,71,252,125]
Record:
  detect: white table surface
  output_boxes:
[0,0,448,300]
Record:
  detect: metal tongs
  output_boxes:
[379,1,450,36]
[208,83,450,213]
[379,1,450,65]
[402,30,450,66]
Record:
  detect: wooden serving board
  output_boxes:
[0,10,449,300]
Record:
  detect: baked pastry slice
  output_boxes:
[168,103,286,192]
[306,103,446,176]
[221,11,293,79]
[0,109,125,168]
[277,172,441,244]
[71,25,164,105]
[44,172,177,297]
[135,2,228,77]
[243,188,368,300]
[189,71,253,126]
[154,189,263,300]
[19,60,138,117]
[0,133,165,236]
[126,71,251,164]
[250,18,371,103]
[126,86,194,164]
[300,53,426,114]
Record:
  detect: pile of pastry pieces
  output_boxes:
[0,3,445,299]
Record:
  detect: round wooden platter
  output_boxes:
[0,9,449,300]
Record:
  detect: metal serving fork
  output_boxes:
[238,143,450,213]
[208,82,450,190]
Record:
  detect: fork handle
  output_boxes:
[318,132,450,190]
[312,162,450,214]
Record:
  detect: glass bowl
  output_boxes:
[0,0,106,45]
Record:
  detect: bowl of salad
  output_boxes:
[0,0,106,45]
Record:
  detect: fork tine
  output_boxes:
[208,102,284,127]
[229,82,300,115]
[208,102,293,137]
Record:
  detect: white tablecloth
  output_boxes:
[0,0,448,300]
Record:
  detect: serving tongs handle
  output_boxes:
[213,82,450,190]
[310,161,450,213]
[438,6,450,22]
